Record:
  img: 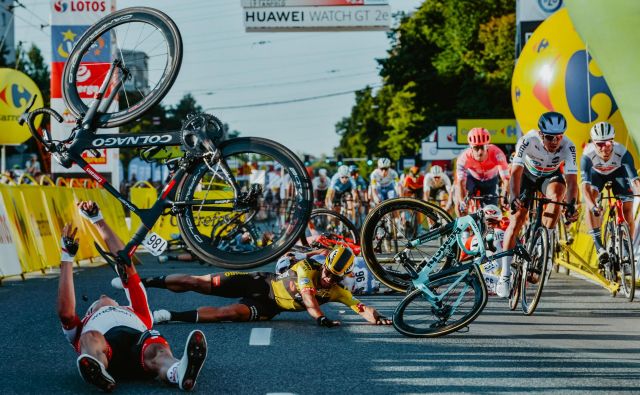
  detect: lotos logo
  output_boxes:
[53,1,68,12]
[54,0,106,13]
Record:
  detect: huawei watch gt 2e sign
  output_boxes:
[242,0,391,31]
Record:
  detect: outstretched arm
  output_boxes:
[57,224,79,326]
[356,304,392,325]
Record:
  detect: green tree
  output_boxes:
[16,44,50,105]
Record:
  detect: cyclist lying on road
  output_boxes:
[116,245,391,327]
[57,201,208,392]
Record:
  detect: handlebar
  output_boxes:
[18,95,64,150]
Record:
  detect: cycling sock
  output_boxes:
[501,255,513,277]
[170,310,198,323]
[589,228,604,251]
[142,276,167,288]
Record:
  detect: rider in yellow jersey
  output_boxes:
[128,246,391,327]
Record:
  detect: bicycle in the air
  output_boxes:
[18,7,312,278]
[598,182,636,301]
[387,208,530,337]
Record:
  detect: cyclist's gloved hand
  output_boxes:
[61,223,79,262]
[564,199,578,223]
[509,197,523,214]
[78,201,103,224]
[317,316,340,328]
[590,205,602,217]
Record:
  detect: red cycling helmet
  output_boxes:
[467,128,491,146]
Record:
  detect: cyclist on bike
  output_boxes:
[581,121,640,267]
[423,165,452,209]
[402,166,424,199]
[370,157,399,205]
[130,245,391,327]
[59,202,207,392]
[350,164,369,225]
[325,165,358,214]
[312,168,331,208]
[497,112,579,298]
[455,128,509,216]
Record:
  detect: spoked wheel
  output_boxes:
[521,227,549,315]
[392,267,488,337]
[603,221,618,285]
[617,224,635,302]
[360,198,454,292]
[509,262,522,311]
[176,137,312,269]
[62,7,182,128]
[300,208,359,251]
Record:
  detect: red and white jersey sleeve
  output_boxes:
[456,145,509,182]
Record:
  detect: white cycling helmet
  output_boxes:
[337,165,350,178]
[430,165,443,176]
[318,168,327,176]
[378,157,391,169]
[590,121,615,142]
[482,204,502,221]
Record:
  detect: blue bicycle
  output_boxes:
[389,210,529,337]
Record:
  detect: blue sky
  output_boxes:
[13,0,423,156]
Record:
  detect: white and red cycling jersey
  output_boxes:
[512,130,578,177]
[456,144,509,182]
[61,273,153,353]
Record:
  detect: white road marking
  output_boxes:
[249,328,272,346]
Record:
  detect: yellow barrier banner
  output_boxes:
[17,186,60,271]
[0,191,22,277]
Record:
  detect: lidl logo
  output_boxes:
[51,25,110,63]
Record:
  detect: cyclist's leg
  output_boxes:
[480,177,500,207]
[541,174,567,229]
[583,176,606,257]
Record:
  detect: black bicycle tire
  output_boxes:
[360,198,454,292]
[603,219,617,283]
[62,7,182,128]
[509,263,521,311]
[175,137,312,269]
[392,267,487,337]
[617,223,635,302]
[300,208,360,247]
[521,227,549,315]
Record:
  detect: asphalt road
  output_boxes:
[1,256,639,394]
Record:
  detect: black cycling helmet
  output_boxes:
[537,111,567,135]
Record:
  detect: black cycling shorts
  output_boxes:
[465,174,499,206]
[519,167,565,207]
[103,327,164,379]
[209,272,282,321]
[585,167,634,202]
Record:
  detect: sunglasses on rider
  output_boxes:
[595,140,613,148]
[540,133,563,142]
[340,176,349,179]
[471,145,486,151]
[380,167,389,171]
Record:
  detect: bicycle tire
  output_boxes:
[360,198,454,292]
[392,266,488,337]
[617,223,635,302]
[300,208,360,247]
[62,7,182,128]
[521,227,549,315]
[509,262,522,311]
[603,219,617,284]
[175,137,312,269]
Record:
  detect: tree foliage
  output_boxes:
[336,0,515,160]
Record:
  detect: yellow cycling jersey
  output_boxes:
[271,259,362,313]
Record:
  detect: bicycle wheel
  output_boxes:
[392,266,488,337]
[175,137,312,269]
[603,219,618,284]
[360,198,454,292]
[509,262,522,311]
[617,223,635,301]
[521,227,549,315]
[300,208,359,248]
[62,7,182,128]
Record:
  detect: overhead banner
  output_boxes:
[457,119,518,145]
[243,4,391,31]
[50,0,120,183]
[242,0,388,5]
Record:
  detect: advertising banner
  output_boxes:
[436,126,467,149]
[244,5,391,31]
[457,119,518,145]
[0,69,44,145]
[0,192,21,277]
[421,142,463,161]
[242,0,388,6]
[516,0,564,56]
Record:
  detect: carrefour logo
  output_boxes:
[54,0,106,13]
[0,84,32,109]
